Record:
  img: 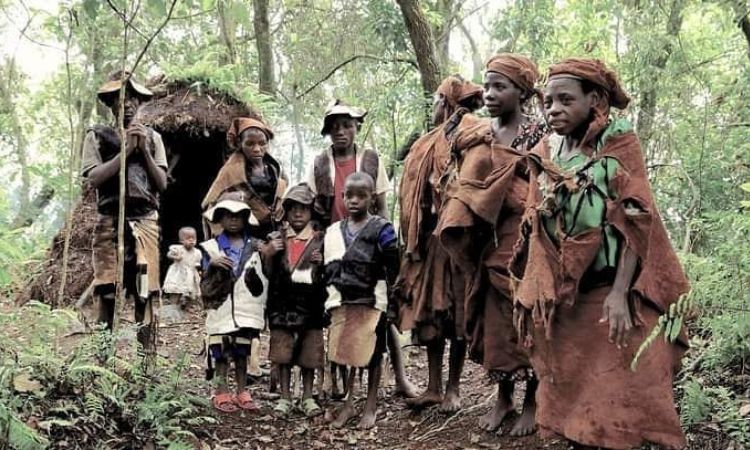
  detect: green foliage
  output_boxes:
[681,378,750,445]
[0,301,214,448]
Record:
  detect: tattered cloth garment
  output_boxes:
[201,152,287,237]
[435,114,545,374]
[92,213,161,294]
[396,108,471,340]
[510,120,689,449]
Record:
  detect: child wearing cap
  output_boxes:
[257,183,326,419]
[200,192,268,413]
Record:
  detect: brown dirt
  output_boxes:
[154,306,568,450]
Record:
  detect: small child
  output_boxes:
[257,183,326,419]
[324,172,400,430]
[162,226,202,312]
[200,192,267,413]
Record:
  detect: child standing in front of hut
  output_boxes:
[258,183,327,419]
[324,172,400,429]
[162,226,202,313]
[200,192,267,413]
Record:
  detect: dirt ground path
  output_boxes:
[155,306,570,450]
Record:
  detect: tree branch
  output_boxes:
[296,54,418,99]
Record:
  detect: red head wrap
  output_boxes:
[227,117,274,149]
[436,75,483,109]
[485,53,540,97]
[547,58,630,148]
[547,58,630,109]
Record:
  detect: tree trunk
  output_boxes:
[433,0,457,70]
[632,0,684,154]
[217,0,238,65]
[291,93,306,181]
[396,0,442,95]
[458,19,482,82]
[253,0,275,96]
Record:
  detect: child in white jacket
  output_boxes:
[201,193,267,413]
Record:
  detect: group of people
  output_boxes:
[82,51,690,449]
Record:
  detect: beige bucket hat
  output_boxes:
[320,99,367,135]
[97,70,153,106]
[204,192,252,223]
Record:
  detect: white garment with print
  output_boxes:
[162,245,202,296]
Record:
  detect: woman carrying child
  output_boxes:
[260,183,327,419]
[202,117,287,238]
[511,58,689,449]
[200,192,268,413]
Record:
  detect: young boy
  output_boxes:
[200,192,267,413]
[324,172,400,429]
[260,183,326,418]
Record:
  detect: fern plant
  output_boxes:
[0,301,213,448]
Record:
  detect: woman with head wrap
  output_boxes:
[202,117,288,238]
[397,74,483,412]
[435,54,548,434]
[511,58,688,449]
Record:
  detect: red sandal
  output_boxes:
[234,391,260,411]
[212,392,238,413]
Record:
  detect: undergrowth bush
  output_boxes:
[637,209,750,447]
[0,301,214,449]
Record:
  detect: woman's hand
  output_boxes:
[599,288,633,348]
[209,255,234,271]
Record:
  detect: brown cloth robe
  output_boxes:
[396,108,472,340]
[201,151,287,236]
[510,128,689,449]
[435,114,544,373]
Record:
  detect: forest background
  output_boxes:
[0,0,748,448]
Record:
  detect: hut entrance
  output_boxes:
[159,133,225,270]
[21,78,256,307]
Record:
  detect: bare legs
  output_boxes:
[479,379,514,431]
[440,339,465,413]
[510,377,537,436]
[387,324,417,398]
[406,340,444,408]
[478,376,538,436]
[331,356,383,430]
[406,337,465,412]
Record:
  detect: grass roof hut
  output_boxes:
[20,77,258,307]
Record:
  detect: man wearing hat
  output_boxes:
[306,100,418,399]
[306,100,390,226]
[81,70,168,352]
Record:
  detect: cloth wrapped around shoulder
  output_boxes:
[510,121,690,342]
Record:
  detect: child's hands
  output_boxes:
[263,238,285,257]
[310,249,323,263]
[599,288,633,348]
[167,248,183,261]
[210,255,234,271]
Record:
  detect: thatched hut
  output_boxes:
[20,77,258,306]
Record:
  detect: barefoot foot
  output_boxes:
[439,388,461,413]
[331,403,357,428]
[509,403,536,436]
[478,397,514,432]
[394,378,418,398]
[357,408,377,429]
[405,391,442,409]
